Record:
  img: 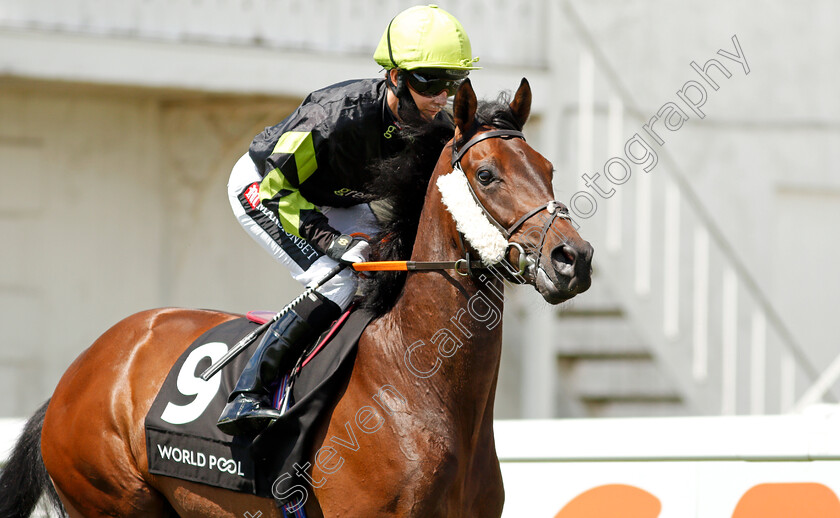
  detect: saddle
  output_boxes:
[144,307,375,502]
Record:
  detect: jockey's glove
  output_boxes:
[326,234,370,266]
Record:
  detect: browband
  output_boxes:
[450,129,525,166]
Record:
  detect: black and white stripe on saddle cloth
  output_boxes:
[144,309,374,500]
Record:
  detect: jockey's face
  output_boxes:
[386,69,449,123]
[407,86,448,122]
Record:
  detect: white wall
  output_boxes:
[0,82,304,415]
[0,1,838,418]
[495,406,840,517]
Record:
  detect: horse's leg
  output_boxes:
[153,478,289,518]
[464,427,505,517]
[463,377,505,517]
[52,484,111,518]
[41,308,237,517]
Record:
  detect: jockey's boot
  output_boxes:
[217,293,340,436]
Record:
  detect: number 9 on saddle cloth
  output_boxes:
[144,308,375,499]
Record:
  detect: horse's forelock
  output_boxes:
[480,93,523,129]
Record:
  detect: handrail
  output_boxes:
[794,353,840,411]
[560,0,824,392]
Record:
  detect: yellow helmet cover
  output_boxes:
[373,5,480,72]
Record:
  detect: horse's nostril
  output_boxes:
[551,245,576,267]
[563,247,577,264]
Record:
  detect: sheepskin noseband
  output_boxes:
[436,169,508,265]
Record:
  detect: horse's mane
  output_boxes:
[357,93,522,316]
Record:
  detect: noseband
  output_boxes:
[448,129,571,277]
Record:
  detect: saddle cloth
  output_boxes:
[144,308,375,500]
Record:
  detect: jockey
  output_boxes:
[219,4,480,435]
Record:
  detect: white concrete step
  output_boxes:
[554,316,649,358]
[555,269,620,314]
[581,400,692,419]
[539,269,691,418]
[566,358,681,400]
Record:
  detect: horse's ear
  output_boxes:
[453,78,477,135]
[509,78,532,128]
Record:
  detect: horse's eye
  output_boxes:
[476,169,495,185]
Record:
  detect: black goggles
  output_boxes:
[406,71,463,97]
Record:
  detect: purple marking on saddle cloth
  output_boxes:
[262,306,356,517]
[282,504,307,517]
[272,373,291,411]
[267,307,354,412]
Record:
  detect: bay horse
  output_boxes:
[0,78,593,517]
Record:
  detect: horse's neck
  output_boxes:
[384,170,505,430]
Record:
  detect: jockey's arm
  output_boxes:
[258,163,340,255]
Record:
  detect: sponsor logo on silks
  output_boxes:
[333,187,367,199]
[253,203,320,260]
[383,124,398,139]
[244,182,261,209]
[156,444,245,477]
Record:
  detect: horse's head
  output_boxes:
[438,78,593,304]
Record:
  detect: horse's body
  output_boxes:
[0,79,592,518]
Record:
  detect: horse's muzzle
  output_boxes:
[534,240,593,303]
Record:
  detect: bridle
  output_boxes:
[360,128,572,280]
[447,128,572,278]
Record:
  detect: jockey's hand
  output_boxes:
[326,234,370,266]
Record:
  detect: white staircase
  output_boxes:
[554,277,686,418]
[516,1,838,419]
